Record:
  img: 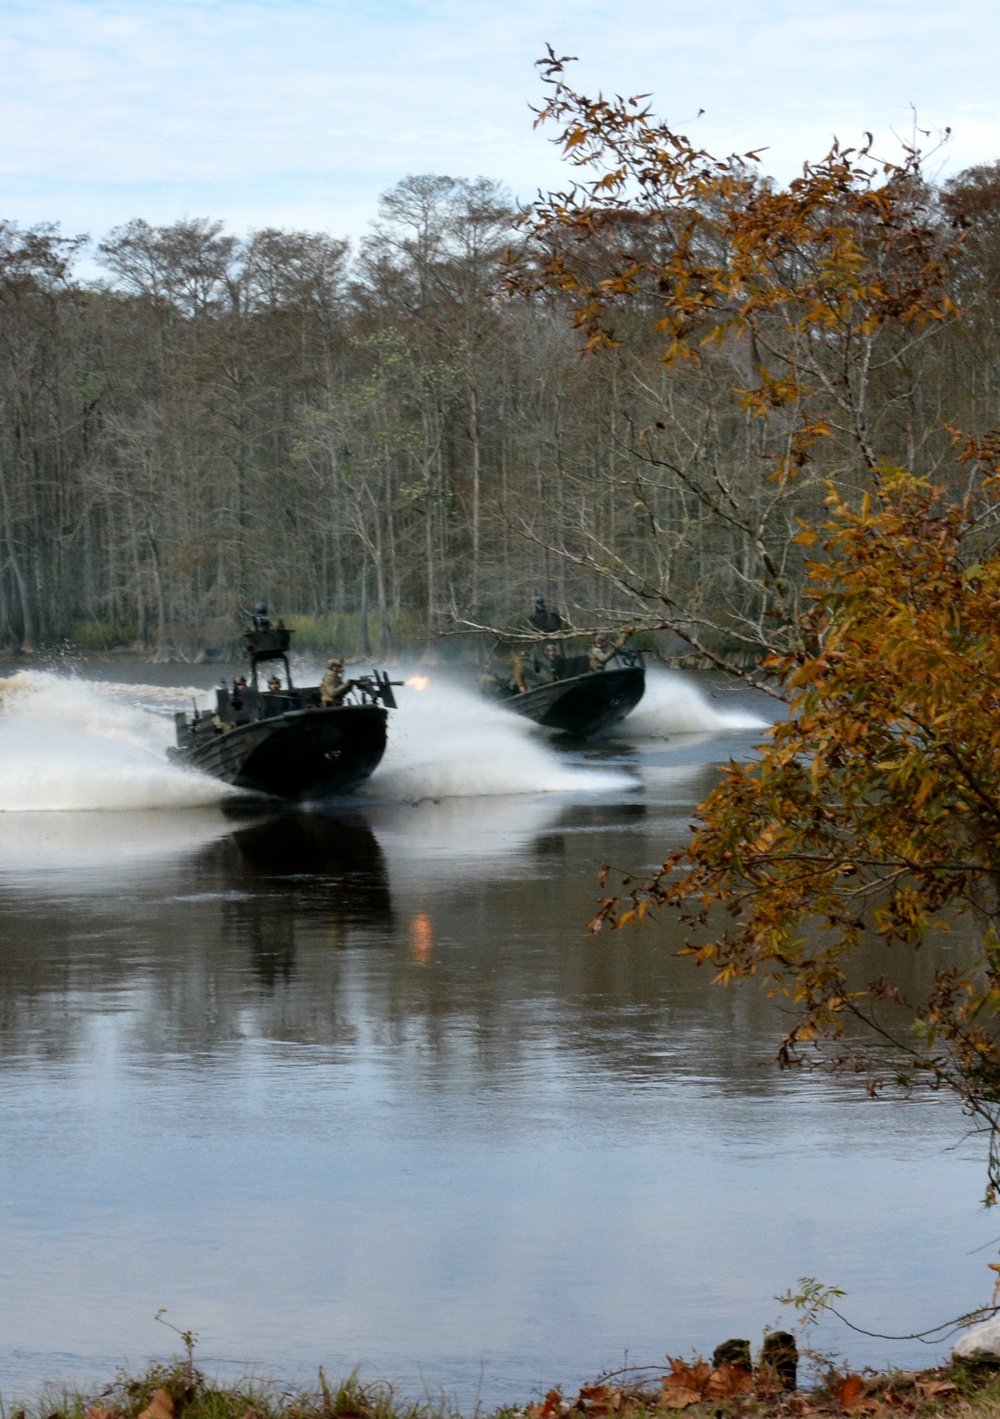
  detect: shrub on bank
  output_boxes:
[58,618,138,651]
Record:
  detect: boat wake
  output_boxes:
[0,668,632,812]
[0,670,231,811]
[360,674,633,801]
[0,665,751,813]
[625,669,769,738]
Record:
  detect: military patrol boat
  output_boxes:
[170,613,399,800]
[482,646,645,737]
[479,604,645,738]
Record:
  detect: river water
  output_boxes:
[0,663,994,1406]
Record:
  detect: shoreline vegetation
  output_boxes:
[0,617,761,674]
[9,1354,1000,1419]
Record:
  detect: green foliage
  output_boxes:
[283,611,424,657]
[777,1277,847,1329]
[60,618,137,651]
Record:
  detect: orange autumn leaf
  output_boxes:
[705,1366,752,1400]
[527,1395,566,1419]
[659,1389,702,1411]
[661,1359,714,1408]
[835,1375,868,1412]
[577,1386,623,1414]
[915,1379,956,1399]
[881,1389,912,1412]
[136,1391,174,1419]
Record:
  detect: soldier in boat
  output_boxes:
[528,596,565,634]
[320,658,356,706]
[539,642,565,682]
[588,630,631,671]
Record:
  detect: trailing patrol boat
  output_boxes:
[480,640,645,739]
[170,612,400,800]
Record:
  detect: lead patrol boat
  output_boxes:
[170,612,400,800]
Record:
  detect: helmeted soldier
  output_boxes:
[528,596,565,635]
[320,657,355,706]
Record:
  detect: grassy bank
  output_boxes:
[9,1356,1000,1419]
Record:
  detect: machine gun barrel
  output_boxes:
[352,669,403,710]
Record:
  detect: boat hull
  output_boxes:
[498,666,645,737]
[171,704,388,800]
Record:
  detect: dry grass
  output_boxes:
[7,1359,1000,1419]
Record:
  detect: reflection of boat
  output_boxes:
[169,618,400,800]
[481,648,645,738]
[188,808,394,986]
[226,807,392,921]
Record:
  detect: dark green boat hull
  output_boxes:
[170,704,387,800]
[495,666,645,738]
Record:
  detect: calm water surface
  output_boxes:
[0,664,993,1405]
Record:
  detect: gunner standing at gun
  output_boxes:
[589,630,631,671]
[320,658,356,706]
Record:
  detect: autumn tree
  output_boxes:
[5,142,1000,656]
[510,51,960,684]
[596,463,1000,1192]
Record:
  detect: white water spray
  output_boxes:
[0,664,754,815]
[0,670,231,811]
[362,674,633,801]
[625,669,769,738]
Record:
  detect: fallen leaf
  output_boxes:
[788,1399,816,1416]
[577,1386,622,1414]
[915,1380,956,1400]
[835,1375,868,1412]
[662,1361,710,1395]
[137,1390,174,1419]
[86,1408,120,1419]
[659,1388,702,1410]
[705,1366,752,1400]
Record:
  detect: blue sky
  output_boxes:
[1,0,997,251]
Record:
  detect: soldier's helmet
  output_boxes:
[254,601,268,616]
[328,657,343,669]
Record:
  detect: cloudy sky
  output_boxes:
[1,0,997,251]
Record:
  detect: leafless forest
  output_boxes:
[1,160,999,659]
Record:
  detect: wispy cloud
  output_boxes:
[0,0,995,245]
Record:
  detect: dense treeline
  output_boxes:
[1,158,1000,657]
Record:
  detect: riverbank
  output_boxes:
[9,1357,1000,1419]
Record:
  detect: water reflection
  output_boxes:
[0,720,994,1407]
[207,810,394,984]
[0,806,232,884]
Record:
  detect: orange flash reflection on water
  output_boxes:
[405,675,430,691]
[410,911,434,964]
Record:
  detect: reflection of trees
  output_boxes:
[0,807,393,1063]
[0,792,976,1113]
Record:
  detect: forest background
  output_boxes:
[3,138,1000,663]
